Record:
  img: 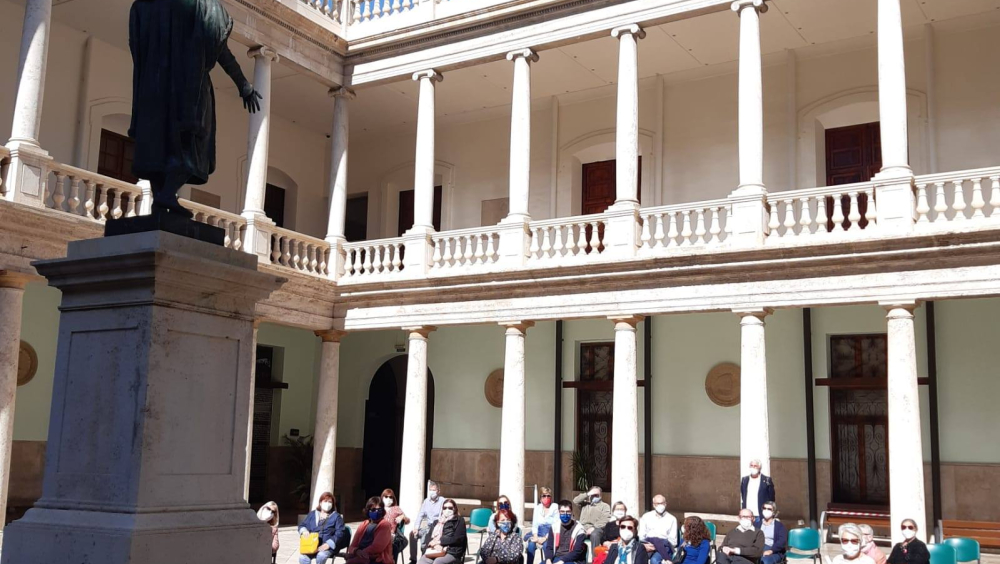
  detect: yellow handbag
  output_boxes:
[300,532,320,555]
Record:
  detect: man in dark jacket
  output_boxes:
[740,459,776,518]
[717,509,765,564]
[753,502,787,564]
[548,500,587,564]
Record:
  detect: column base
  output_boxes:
[2,508,269,564]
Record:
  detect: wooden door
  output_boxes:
[345,195,369,242]
[397,186,443,237]
[581,158,642,215]
[98,129,138,184]
[576,343,615,490]
[824,123,881,231]
[264,184,286,228]
[249,345,276,504]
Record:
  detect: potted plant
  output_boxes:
[283,434,314,511]
[570,448,596,492]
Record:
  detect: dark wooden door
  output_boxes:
[581,158,642,215]
[397,186,443,237]
[98,129,138,184]
[249,345,276,504]
[829,334,890,506]
[576,343,615,490]
[825,123,881,231]
[265,184,286,228]
[345,195,369,242]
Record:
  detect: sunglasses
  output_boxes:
[541,495,552,499]
[842,538,861,546]
[444,506,456,511]
[620,525,635,531]
[901,525,916,531]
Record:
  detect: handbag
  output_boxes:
[393,528,409,555]
[300,532,320,555]
[670,545,687,564]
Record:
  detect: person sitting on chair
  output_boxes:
[299,492,350,564]
[829,523,875,564]
[382,489,410,562]
[859,525,886,564]
[548,500,587,564]
[480,510,525,564]
[409,481,445,564]
[573,486,611,548]
[754,501,786,564]
[606,516,650,564]
[346,497,394,564]
[716,509,764,564]
[527,487,559,564]
[603,502,629,547]
[677,517,712,564]
[639,495,679,564]
[417,499,468,564]
[886,520,928,564]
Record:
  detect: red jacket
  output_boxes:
[348,519,394,564]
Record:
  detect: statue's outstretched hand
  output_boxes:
[242,89,263,114]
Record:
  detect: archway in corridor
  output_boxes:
[361,355,435,500]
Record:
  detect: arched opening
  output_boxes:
[361,355,435,500]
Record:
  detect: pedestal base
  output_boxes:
[105,210,225,245]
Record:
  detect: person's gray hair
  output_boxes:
[427,480,438,490]
[750,459,762,467]
[762,501,778,515]
[590,486,603,494]
[858,524,874,536]
[839,523,863,541]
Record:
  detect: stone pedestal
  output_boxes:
[1,230,284,564]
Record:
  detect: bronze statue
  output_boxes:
[128,0,262,218]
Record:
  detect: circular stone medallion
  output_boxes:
[485,369,504,408]
[17,341,38,387]
[705,362,741,407]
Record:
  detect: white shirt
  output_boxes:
[746,476,761,516]
[639,510,678,545]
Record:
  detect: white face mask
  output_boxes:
[902,529,916,540]
[260,509,273,522]
[750,468,760,477]
[762,510,774,520]
[429,491,439,501]
[321,502,333,513]
[383,497,394,508]
[654,505,667,515]
[620,529,634,542]
[842,542,861,557]
[739,518,753,530]
[442,509,454,519]
[591,496,601,505]
[614,510,626,519]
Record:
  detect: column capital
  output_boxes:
[609,315,644,329]
[506,48,539,63]
[402,326,437,339]
[248,46,280,62]
[328,87,356,100]
[731,0,768,14]
[734,307,773,321]
[611,24,646,40]
[499,320,534,334]
[315,329,348,343]
[880,300,919,317]
[412,69,443,83]
[0,269,39,290]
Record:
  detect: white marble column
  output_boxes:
[9,0,52,148]
[505,50,538,223]
[611,25,645,207]
[242,47,279,260]
[498,321,533,522]
[610,315,643,515]
[736,308,772,476]
[411,70,443,232]
[325,88,355,244]
[398,326,435,535]
[0,272,29,534]
[883,303,927,542]
[877,0,911,177]
[310,330,346,508]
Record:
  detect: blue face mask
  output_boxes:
[499,522,512,534]
[560,514,572,524]
[499,502,511,511]
[369,510,382,521]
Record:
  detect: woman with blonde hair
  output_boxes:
[257,501,280,561]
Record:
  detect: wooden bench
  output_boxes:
[821,508,891,543]
[941,520,1000,549]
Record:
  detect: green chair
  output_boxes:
[334,525,354,563]
[786,528,821,564]
[943,538,981,564]
[467,508,493,556]
[706,522,718,563]
[928,543,958,564]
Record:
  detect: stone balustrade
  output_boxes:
[300,0,347,23]
[914,167,1000,227]
[528,214,608,265]
[269,226,333,277]
[342,238,406,280]
[39,158,146,223]
[639,199,731,252]
[431,226,500,271]
[180,199,247,251]
[766,181,878,240]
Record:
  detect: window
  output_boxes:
[97,130,138,184]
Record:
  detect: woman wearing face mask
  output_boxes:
[346,497,395,564]
[676,517,711,564]
[481,510,525,564]
[257,501,280,562]
[602,502,629,547]
[886,519,929,564]
[299,492,350,564]
[526,487,559,564]
[381,489,410,561]
[828,523,875,564]
[418,499,468,564]
[488,495,516,533]
[605,516,650,564]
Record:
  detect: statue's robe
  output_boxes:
[128,0,234,185]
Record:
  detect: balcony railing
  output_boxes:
[4,150,1000,286]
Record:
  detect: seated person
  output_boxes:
[830,523,875,564]
[859,524,886,564]
[547,500,587,564]
[573,487,611,548]
[640,495,679,564]
[346,497,394,564]
[716,509,764,564]
[606,516,649,564]
[480,510,525,564]
[678,517,712,564]
[417,498,468,564]
[527,487,559,564]
[603,502,629,547]
[299,492,350,564]
[754,502,786,564]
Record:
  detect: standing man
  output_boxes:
[717,509,765,564]
[573,486,611,548]
[639,494,679,564]
[409,480,444,564]
[740,459,775,518]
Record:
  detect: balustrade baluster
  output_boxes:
[218,219,231,248]
[989,176,1000,217]
[933,182,947,223]
[432,238,443,268]
[915,184,930,223]
[782,200,797,236]
[232,225,244,251]
[831,194,846,232]
[971,177,986,219]
[383,245,395,272]
[96,186,110,222]
[271,236,283,264]
[864,188,876,226]
[51,173,66,211]
[952,180,967,220]
[319,247,329,275]
[529,229,541,258]
[441,237,454,266]
[847,192,861,230]
[815,196,828,234]
[694,209,707,244]
[565,225,578,256]
[125,192,137,217]
[679,211,693,246]
[652,213,666,248]
[485,234,497,263]
[473,235,486,265]
[67,178,80,214]
[552,225,565,257]
[574,224,587,255]
[640,216,652,249]
[462,235,474,265]
[709,207,722,243]
[373,0,382,17]
[311,245,321,272]
[589,221,601,252]
[358,242,371,273]
[111,189,124,219]
[798,197,813,236]
[666,212,679,247]
[352,0,361,22]
[346,249,359,276]
[541,227,553,258]
[84,181,96,218]
[767,202,779,237]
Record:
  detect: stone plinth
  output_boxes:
[0,230,285,564]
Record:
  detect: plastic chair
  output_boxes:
[786,528,821,564]
[467,508,493,557]
[706,522,718,563]
[334,525,354,563]
[928,544,958,564]
[943,538,981,564]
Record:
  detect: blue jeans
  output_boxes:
[762,553,784,564]
[526,536,554,564]
[650,552,664,564]
[300,550,335,564]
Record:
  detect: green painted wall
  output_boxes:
[12,283,61,441]
[257,323,322,446]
